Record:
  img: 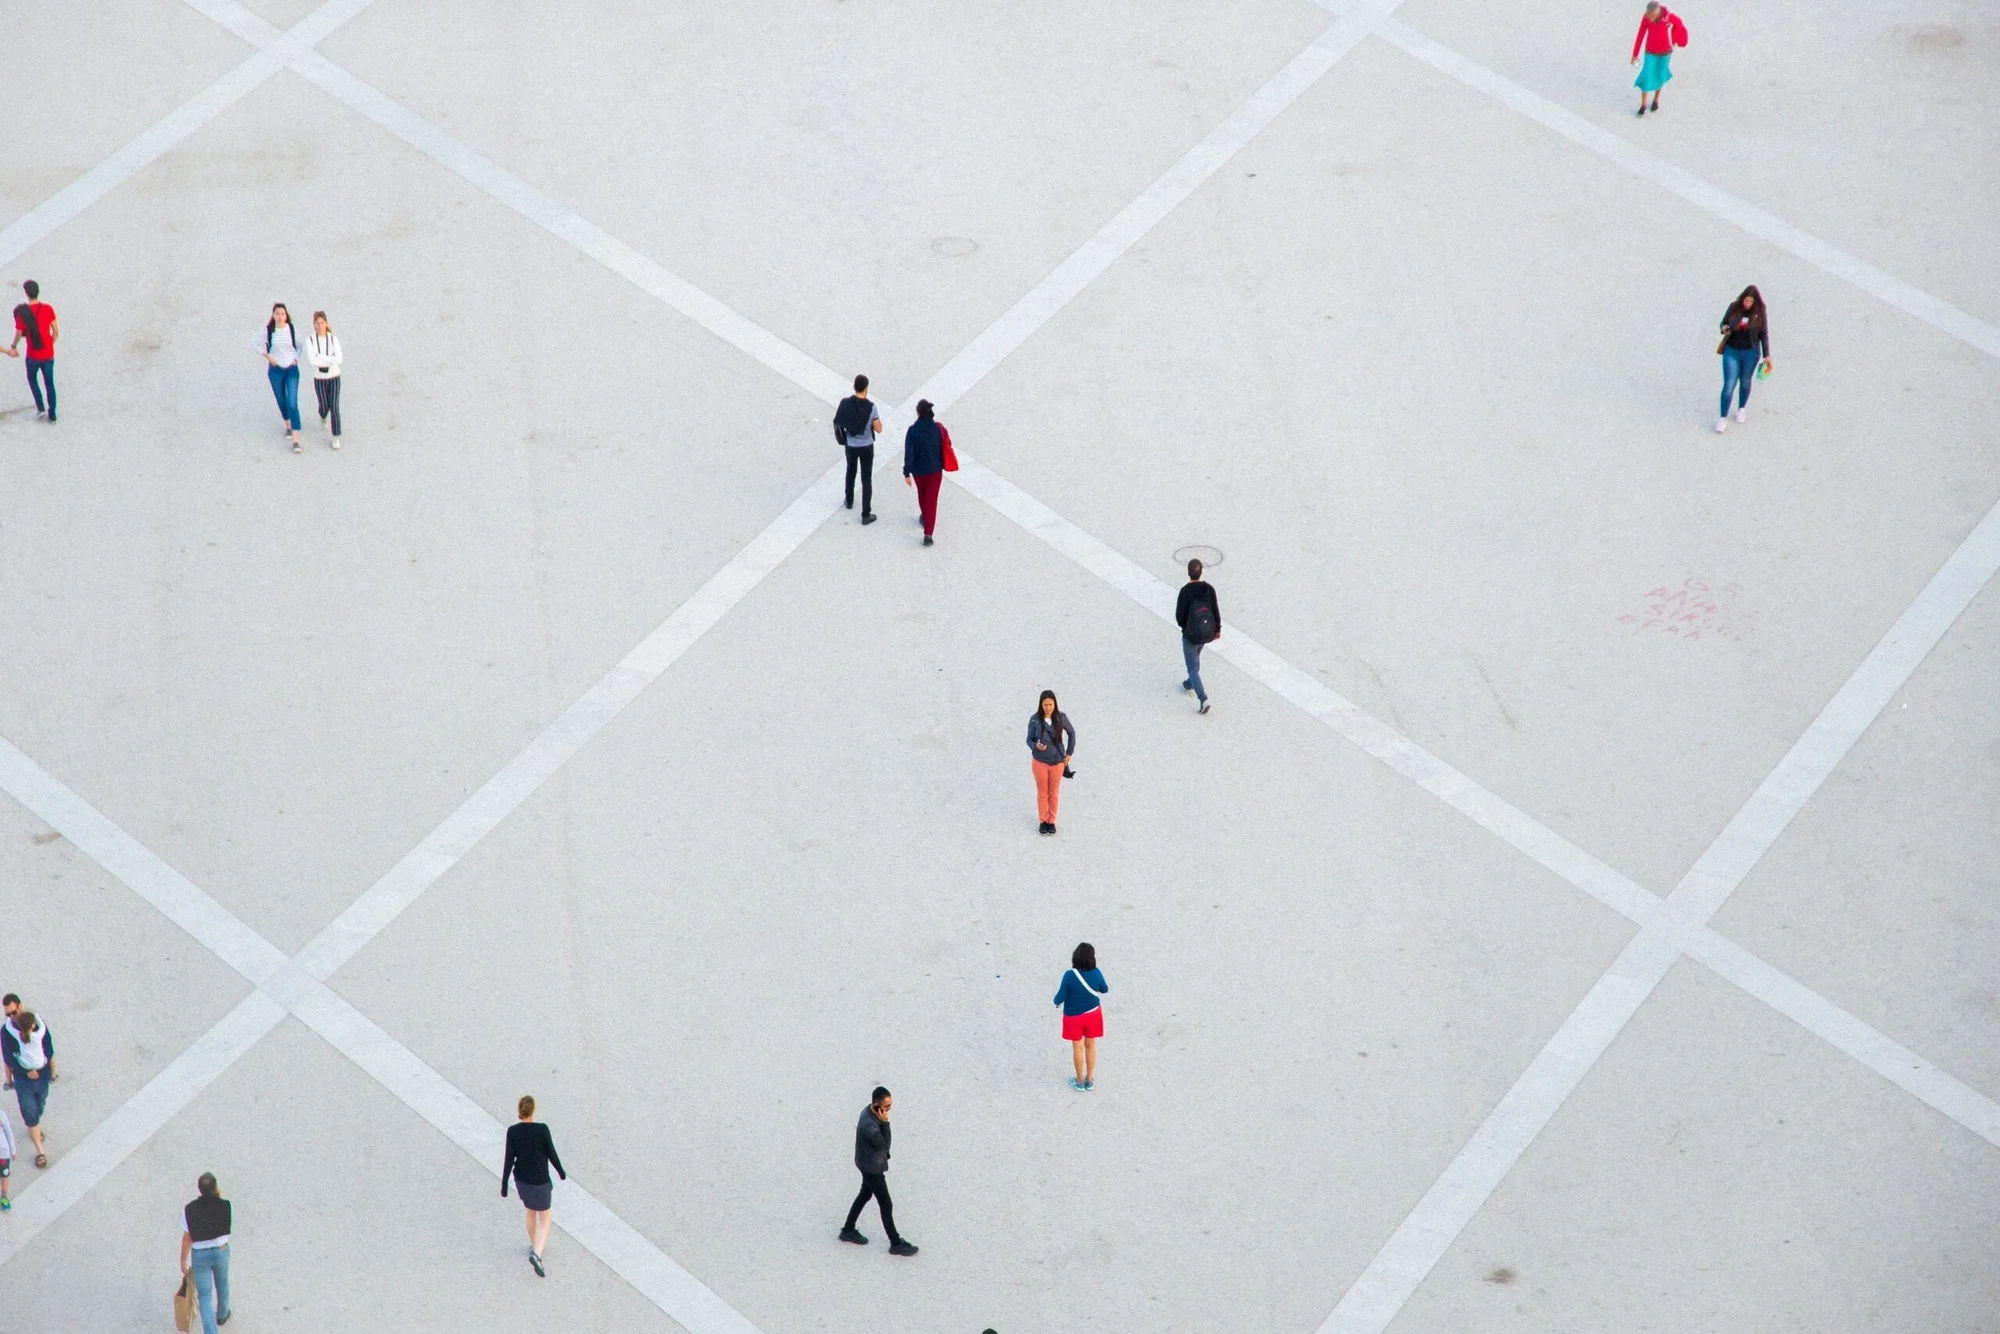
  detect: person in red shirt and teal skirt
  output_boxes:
[1631,2,1687,117]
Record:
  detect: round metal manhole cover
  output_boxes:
[1173,545,1224,569]
[930,236,979,258]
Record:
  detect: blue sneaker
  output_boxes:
[1071,1077,1085,1091]
[1084,1078,1094,1091]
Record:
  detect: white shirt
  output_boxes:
[6,1020,47,1069]
[0,1111,15,1162]
[264,325,299,368]
[309,331,342,379]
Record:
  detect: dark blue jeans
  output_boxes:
[1720,347,1759,418]
[13,1071,48,1127]
[25,358,54,418]
[267,363,301,431]
[1182,638,1208,703]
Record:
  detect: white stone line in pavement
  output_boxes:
[0,0,379,266]
[1321,497,2000,1333]
[295,462,847,981]
[167,0,848,406]
[0,738,772,1334]
[0,992,286,1267]
[1319,0,2000,362]
[912,6,1384,411]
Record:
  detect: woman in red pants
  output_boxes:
[902,399,946,545]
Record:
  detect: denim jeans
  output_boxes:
[191,1244,230,1334]
[13,1071,48,1127]
[1720,347,1759,417]
[267,364,301,431]
[25,358,54,418]
[1182,637,1207,703]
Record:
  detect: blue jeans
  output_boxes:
[1720,347,1759,418]
[13,1072,48,1127]
[25,358,54,418]
[1181,637,1208,703]
[267,364,301,431]
[191,1244,230,1334]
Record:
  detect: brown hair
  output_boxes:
[518,1094,535,1119]
[15,1011,35,1038]
[198,1172,219,1197]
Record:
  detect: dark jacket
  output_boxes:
[903,420,944,477]
[1719,305,1769,358]
[1027,711,1075,766]
[502,1121,567,1193]
[854,1105,891,1174]
[833,395,877,447]
[1176,581,1221,643]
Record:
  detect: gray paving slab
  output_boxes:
[1395,959,2000,1332]
[0,795,250,1171]
[0,0,1995,1327]
[0,1017,682,1332]
[330,493,1637,1332]
[946,34,2000,895]
[1389,0,2000,325]
[0,0,250,227]
[1712,575,2000,1105]
[318,0,1331,392]
[0,71,835,953]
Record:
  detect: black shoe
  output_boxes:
[1038,822,1051,835]
[217,1315,231,1327]
[923,535,934,546]
[1636,104,1645,116]
[1048,824,1057,835]
[844,496,854,509]
[839,1226,869,1245]
[889,1239,919,1256]
[529,1252,545,1277]
[861,512,877,525]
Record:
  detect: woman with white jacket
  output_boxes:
[308,311,343,447]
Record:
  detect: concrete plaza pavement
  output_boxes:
[1,0,1997,1329]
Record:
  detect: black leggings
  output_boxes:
[844,1172,899,1241]
[313,376,342,436]
[843,444,874,513]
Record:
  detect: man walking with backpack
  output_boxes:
[832,374,882,524]
[1176,558,1220,714]
[1630,2,1688,117]
[7,280,57,422]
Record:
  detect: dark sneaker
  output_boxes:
[889,1239,919,1257]
[861,513,877,525]
[844,497,854,509]
[1084,1078,1095,1090]
[1198,700,1211,715]
[839,1227,869,1245]
[529,1252,545,1277]
[922,535,934,546]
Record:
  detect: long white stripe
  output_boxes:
[294,462,846,980]
[1323,499,2000,1331]
[914,9,1382,411]
[1324,1,2000,361]
[0,992,286,1266]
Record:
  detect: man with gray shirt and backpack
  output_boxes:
[832,374,882,524]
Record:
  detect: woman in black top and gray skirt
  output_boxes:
[501,1094,566,1276]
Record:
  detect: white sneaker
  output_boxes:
[1714,418,1728,433]
[1734,407,1746,423]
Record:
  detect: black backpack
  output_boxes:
[1186,596,1218,643]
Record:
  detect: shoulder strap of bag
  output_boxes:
[1069,967,1103,997]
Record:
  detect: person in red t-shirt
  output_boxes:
[7,279,57,422]
[1630,2,1687,117]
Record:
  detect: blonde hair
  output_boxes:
[518,1094,535,1119]
[312,310,331,330]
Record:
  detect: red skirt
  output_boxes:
[1062,1007,1104,1041]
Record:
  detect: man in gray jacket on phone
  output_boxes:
[839,1086,917,1255]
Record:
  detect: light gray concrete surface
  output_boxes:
[0,0,1995,1329]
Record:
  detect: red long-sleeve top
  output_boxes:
[1633,11,1679,59]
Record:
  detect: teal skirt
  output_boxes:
[1635,52,1673,92]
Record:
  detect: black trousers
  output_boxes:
[844,1172,899,1240]
[314,376,342,436]
[843,444,874,513]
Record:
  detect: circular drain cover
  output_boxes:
[930,236,979,257]
[1173,545,1224,568]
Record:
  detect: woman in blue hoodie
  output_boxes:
[902,398,946,545]
[1053,942,1109,1090]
